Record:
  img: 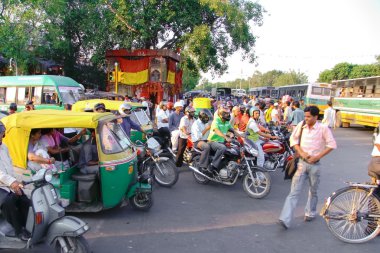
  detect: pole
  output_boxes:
[114,62,119,94]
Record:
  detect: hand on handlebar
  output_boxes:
[10,181,24,196]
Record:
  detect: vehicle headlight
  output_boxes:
[44,170,53,182]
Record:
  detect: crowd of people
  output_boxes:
[0,91,372,241]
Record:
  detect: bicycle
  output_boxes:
[320,179,380,243]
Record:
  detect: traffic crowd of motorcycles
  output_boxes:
[149,95,298,200]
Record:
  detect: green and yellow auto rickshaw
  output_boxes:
[72,99,153,143]
[1,110,152,212]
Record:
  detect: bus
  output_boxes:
[0,75,84,111]
[332,76,380,127]
[248,86,277,98]
[277,83,333,115]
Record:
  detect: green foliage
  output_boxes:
[196,69,308,91]
[273,70,308,87]
[0,0,264,89]
[317,58,380,83]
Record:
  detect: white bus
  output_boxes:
[277,83,333,115]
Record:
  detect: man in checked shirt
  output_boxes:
[278,106,337,229]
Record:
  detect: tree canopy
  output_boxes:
[199,69,308,91]
[0,0,265,89]
[318,57,380,83]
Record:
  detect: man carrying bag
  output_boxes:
[278,106,337,229]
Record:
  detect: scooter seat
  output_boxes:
[72,173,97,182]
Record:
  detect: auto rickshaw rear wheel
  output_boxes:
[129,192,153,211]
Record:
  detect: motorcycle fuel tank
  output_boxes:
[262,141,285,154]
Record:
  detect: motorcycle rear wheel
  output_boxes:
[191,156,210,184]
[129,192,153,211]
[324,187,380,243]
[243,170,271,199]
[154,159,179,187]
[55,235,90,253]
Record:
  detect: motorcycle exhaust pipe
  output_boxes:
[188,166,214,181]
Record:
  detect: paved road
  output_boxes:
[19,126,379,252]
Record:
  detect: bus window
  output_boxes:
[42,87,58,104]
[323,88,331,96]
[0,88,6,104]
[6,87,16,104]
[311,87,323,95]
[17,87,30,105]
[32,87,42,104]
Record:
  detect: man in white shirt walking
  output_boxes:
[322,101,336,129]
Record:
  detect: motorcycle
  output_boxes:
[135,136,179,187]
[188,132,272,199]
[262,124,294,172]
[0,169,90,252]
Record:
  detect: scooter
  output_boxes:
[0,169,90,252]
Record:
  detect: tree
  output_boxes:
[1,0,265,89]
[273,70,308,86]
[261,70,283,86]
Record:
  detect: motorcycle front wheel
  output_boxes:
[154,159,179,187]
[243,170,271,199]
[129,192,153,211]
[55,235,90,253]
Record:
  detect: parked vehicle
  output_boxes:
[1,110,153,212]
[135,137,179,188]
[0,169,90,252]
[187,132,272,199]
[320,180,380,243]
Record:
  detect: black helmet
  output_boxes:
[94,102,106,112]
[9,103,17,111]
[198,109,210,124]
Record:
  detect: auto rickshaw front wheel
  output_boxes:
[129,192,153,211]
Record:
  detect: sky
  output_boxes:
[203,0,380,83]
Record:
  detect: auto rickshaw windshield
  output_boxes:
[99,119,132,154]
[130,108,150,125]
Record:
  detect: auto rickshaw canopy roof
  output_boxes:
[193,97,212,110]
[1,109,115,169]
[72,99,146,112]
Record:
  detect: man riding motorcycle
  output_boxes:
[190,109,211,172]
[207,106,241,173]
[119,103,148,138]
[0,122,30,241]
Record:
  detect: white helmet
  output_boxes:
[119,103,132,117]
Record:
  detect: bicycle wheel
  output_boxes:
[325,187,380,243]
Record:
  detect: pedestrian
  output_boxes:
[169,102,184,152]
[156,102,171,148]
[8,103,17,114]
[290,101,304,130]
[271,102,280,124]
[321,101,336,129]
[278,106,337,229]
[283,101,293,124]
[175,107,195,167]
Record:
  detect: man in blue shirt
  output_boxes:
[118,103,147,137]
